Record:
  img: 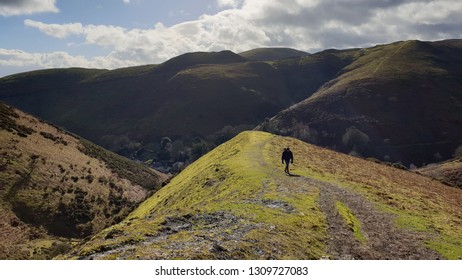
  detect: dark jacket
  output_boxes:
[282,149,293,163]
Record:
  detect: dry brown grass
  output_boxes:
[417,159,462,189]
[0,103,165,259]
[273,135,462,258]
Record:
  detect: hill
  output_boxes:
[0,102,166,259]
[239,48,309,61]
[417,157,462,189]
[1,40,461,169]
[61,131,462,260]
[261,40,462,166]
[0,49,341,167]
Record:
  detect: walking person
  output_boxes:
[281,147,294,175]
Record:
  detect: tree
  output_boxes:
[342,126,370,148]
[342,126,370,156]
[260,118,280,134]
[158,137,172,161]
[170,140,188,162]
[191,142,207,161]
[160,137,172,150]
[454,145,462,158]
[291,120,318,144]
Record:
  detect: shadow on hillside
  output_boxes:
[287,173,301,177]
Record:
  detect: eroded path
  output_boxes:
[273,173,441,259]
[252,135,442,259]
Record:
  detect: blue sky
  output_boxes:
[1,0,461,77]
[2,1,222,55]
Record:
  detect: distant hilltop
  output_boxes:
[1,39,461,170]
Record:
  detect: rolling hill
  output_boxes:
[262,40,462,166]
[1,41,461,169]
[0,48,348,165]
[61,131,462,260]
[0,102,166,259]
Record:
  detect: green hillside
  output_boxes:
[0,49,346,169]
[1,40,461,169]
[0,103,166,259]
[0,52,288,162]
[263,40,462,166]
[62,131,462,260]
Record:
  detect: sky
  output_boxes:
[0,0,461,77]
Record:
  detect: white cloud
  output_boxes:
[2,0,461,76]
[217,0,242,8]
[0,0,59,16]
[0,47,130,73]
[123,0,130,4]
[24,19,83,38]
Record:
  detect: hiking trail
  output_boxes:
[255,135,441,259]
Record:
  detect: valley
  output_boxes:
[1,39,462,260]
[1,40,461,170]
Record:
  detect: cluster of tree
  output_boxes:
[341,126,370,156]
[98,125,252,173]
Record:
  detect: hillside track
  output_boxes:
[371,40,412,75]
[267,172,442,259]
[257,136,442,259]
[308,178,440,259]
[62,132,459,260]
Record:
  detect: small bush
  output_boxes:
[85,175,94,184]
[39,131,68,145]
[49,242,72,258]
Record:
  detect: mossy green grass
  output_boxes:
[64,131,462,259]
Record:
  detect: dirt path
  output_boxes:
[372,40,411,75]
[257,136,441,259]
[277,173,441,259]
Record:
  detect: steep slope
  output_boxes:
[62,131,462,260]
[2,40,461,168]
[239,47,309,61]
[263,40,462,166]
[0,103,166,259]
[0,51,303,162]
[417,157,462,189]
[270,48,358,103]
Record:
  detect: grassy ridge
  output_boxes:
[63,131,462,260]
[1,41,461,168]
[63,132,326,259]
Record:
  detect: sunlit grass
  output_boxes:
[65,131,462,259]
